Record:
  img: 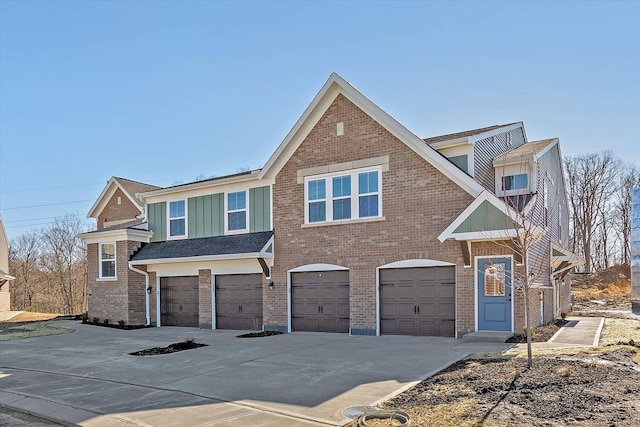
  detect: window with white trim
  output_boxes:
[502,174,528,192]
[99,243,116,278]
[169,200,186,237]
[227,191,247,232]
[305,167,382,224]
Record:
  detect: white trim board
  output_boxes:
[87,177,145,219]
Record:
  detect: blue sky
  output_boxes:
[1,0,638,239]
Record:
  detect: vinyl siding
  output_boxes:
[188,193,224,238]
[249,186,271,232]
[528,143,570,295]
[474,128,527,191]
[148,202,167,242]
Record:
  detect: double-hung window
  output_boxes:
[99,243,116,279]
[358,171,379,217]
[332,176,351,220]
[308,180,326,222]
[169,200,186,237]
[227,191,247,232]
[305,167,382,224]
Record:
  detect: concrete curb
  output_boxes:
[592,317,605,347]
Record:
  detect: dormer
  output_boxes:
[492,138,559,197]
[424,122,525,179]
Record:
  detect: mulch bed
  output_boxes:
[506,319,569,343]
[129,340,208,356]
[384,347,640,426]
[236,331,284,338]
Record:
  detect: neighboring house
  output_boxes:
[0,215,15,311]
[79,73,580,338]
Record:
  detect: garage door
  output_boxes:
[215,274,263,330]
[160,276,199,327]
[380,266,455,336]
[291,270,349,333]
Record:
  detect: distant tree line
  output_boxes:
[5,152,638,314]
[565,151,640,272]
[9,215,87,314]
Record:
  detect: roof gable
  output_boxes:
[258,73,485,197]
[87,177,159,219]
[439,190,544,242]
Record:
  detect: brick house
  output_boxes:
[78,73,580,338]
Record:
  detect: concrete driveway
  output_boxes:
[0,322,510,426]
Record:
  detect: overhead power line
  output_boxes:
[0,199,94,211]
[0,182,104,194]
[4,214,85,224]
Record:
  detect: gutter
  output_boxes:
[128,262,151,326]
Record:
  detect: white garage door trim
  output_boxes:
[287,264,349,333]
[377,259,456,337]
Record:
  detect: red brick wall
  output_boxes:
[149,271,158,325]
[198,269,212,328]
[87,240,146,325]
[97,188,141,230]
[270,94,474,334]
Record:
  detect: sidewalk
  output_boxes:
[510,316,604,352]
[0,311,24,322]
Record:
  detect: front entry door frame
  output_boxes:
[475,255,514,332]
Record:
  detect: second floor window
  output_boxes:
[169,200,186,237]
[501,174,528,192]
[227,191,247,232]
[305,167,382,224]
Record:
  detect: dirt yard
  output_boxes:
[364,265,640,426]
[383,345,640,426]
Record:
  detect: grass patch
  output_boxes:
[0,321,74,341]
[6,312,60,322]
[599,318,640,346]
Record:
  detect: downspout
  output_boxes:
[128,262,150,326]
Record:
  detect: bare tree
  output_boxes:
[41,215,87,314]
[564,152,621,272]
[8,231,42,311]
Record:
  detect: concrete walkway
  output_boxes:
[511,316,604,352]
[0,321,510,427]
[0,311,24,321]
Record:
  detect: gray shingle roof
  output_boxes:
[115,177,161,197]
[131,231,273,261]
[423,123,520,144]
[493,138,557,164]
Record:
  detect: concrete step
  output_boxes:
[463,331,513,343]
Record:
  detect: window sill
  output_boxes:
[301,216,385,228]
[225,229,249,235]
[97,277,118,282]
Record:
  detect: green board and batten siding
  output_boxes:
[249,186,271,233]
[188,194,224,238]
[453,200,513,233]
[148,202,167,242]
[147,186,271,242]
